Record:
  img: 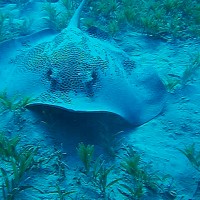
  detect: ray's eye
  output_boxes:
[47,68,52,79]
[91,70,98,81]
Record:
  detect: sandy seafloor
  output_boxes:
[0,1,200,200]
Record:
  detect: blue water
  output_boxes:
[0,0,200,199]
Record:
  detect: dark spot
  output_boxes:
[46,68,52,81]
[85,70,99,97]
[123,60,135,75]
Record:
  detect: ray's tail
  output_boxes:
[68,0,87,28]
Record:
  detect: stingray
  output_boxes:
[0,0,166,126]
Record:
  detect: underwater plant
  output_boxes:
[82,17,96,28]
[49,184,75,200]
[0,91,36,111]
[181,52,200,85]
[179,144,200,198]
[119,146,169,199]
[163,0,182,13]
[0,12,7,42]
[90,156,121,198]
[162,78,180,93]
[123,6,137,24]
[0,12,22,43]
[17,96,36,108]
[121,153,141,177]
[76,143,121,198]
[87,0,122,35]
[120,182,144,200]
[100,130,124,159]
[162,52,200,92]
[119,153,146,199]
[77,142,94,174]
[18,17,32,36]
[43,2,72,31]
[61,0,73,10]
[56,13,71,31]
[107,20,119,36]
[51,148,69,181]
[93,0,119,17]
[179,143,200,172]
[0,133,43,199]
[43,3,60,30]
[140,14,163,37]
[86,0,199,39]
[0,92,16,110]
[0,133,20,160]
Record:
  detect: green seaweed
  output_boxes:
[77,142,94,174]
[61,0,73,10]
[82,17,96,28]
[107,20,119,36]
[162,78,180,93]
[18,18,32,36]
[121,154,141,177]
[162,52,200,92]
[123,6,137,24]
[87,0,200,39]
[120,182,144,200]
[43,3,72,31]
[0,134,43,200]
[0,91,35,111]
[1,0,200,41]
[100,130,124,158]
[90,157,121,197]
[94,0,119,17]
[179,144,200,172]
[181,52,200,85]
[0,12,6,42]
[43,3,60,30]
[0,133,20,161]
[49,184,75,200]
[119,153,146,199]
[163,0,182,13]
[51,148,69,181]
[179,144,200,198]
[120,146,168,199]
